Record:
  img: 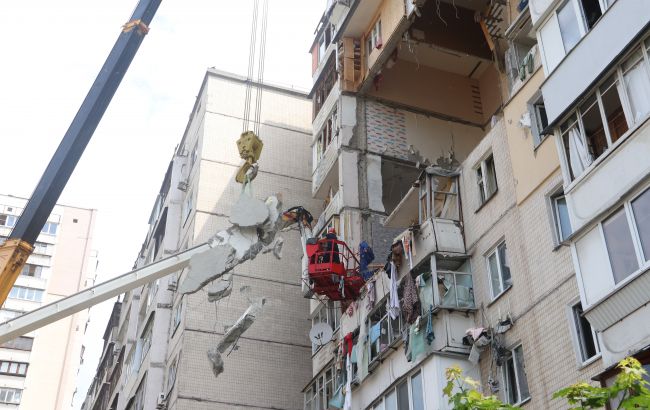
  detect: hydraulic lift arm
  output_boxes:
[0,0,162,306]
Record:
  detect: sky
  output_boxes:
[0,1,323,407]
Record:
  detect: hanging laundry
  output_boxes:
[329,386,345,409]
[400,272,421,324]
[344,332,354,356]
[426,304,434,345]
[359,241,375,280]
[402,231,414,270]
[388,262,400,320]
[369,322,381,343]
[366,280,376,311]
[343,355,353,410]
[391,241,403,270]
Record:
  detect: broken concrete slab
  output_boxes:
[179,194,291,295]
[229,193,269,227]
[207,276,233,302]
[217,297,265,353]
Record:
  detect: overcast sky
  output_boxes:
[0,1,322,407]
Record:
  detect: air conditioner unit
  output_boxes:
[177,180,189,192]
[156,393,166,409]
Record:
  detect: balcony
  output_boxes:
[384,170,466,270]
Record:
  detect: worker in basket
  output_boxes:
[319,228,341,264]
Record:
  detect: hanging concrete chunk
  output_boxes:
[229,193,269,227]
[207,274,233,302]
[206,297,266,378]
[179,195,288,295]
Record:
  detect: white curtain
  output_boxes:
[624,61,650,123]
[568,127,593,178]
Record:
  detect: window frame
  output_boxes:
[311,301,340,355]
[367,297,403,364]
[569,301,601,365]
[529,92,549,147]
[501,344,531,405]
[370,368,426,410]
[0,214,16,228]
[551,190,572,243]
[475,154,498,207]
[0,360,28,377]
[486,241,512,300]
[556,34,650,186]
[8,286,44,302]
[366,18,382,56]
[0,387,22,405]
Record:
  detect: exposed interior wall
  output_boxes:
[369,60,484,124]
[365,99,485,163]
[380,159,420,214]
[478,64,505,123]
[410,2,492,60]
[503,69,560,204]
[365,0,406,76]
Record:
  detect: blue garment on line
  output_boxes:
[359,241,375,280]
[369,322,381,343]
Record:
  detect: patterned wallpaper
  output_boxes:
[366,100,409,161]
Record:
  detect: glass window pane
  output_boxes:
[498,243,512,288]
[580,95,608,160]
[514,346,530,401]
[0,362,8,372]
[602,208,639,283]
[579,0,602,29]
[396,380,409,410]
[558,1,581,52]
[632,188,650,260]
[385,390,398,410]
[505,356,518,404]
[411,372,425,410]
[9,363,17,373]
[488,253,502,297]
[555,196,572,240]
[622,50,650,123]
[485,156,497,197]
[600,77,628,143]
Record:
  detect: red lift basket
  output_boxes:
[305,238,365,301]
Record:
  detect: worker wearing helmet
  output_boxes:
[322,228,341,264]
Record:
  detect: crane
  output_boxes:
[0,0,162,306]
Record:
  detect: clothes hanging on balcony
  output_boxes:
[400,273,421,324]
[426,304,434,345]
[366,279,376,311]
[387,262,400,320]
[402,231,414,270]
[359,241,375,280]
[343,354,353,410]
[369,322,381,343]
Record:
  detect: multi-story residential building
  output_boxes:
[302,0,614,409]
[532,0,650,389]
[0,194,97,410]
[81,69,320,410]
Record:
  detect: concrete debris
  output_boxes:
[229,192,269,227]
[261,237,283,259]
[179,195,288,294]
[207,275,233,303]
[207,297,266,378]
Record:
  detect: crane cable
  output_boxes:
[242,0,269,135]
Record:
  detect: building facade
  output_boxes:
[0,194,97,409]
[532,0,650,389]
[81,69,319,410]
[302,0,617,409]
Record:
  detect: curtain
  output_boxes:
[568,127,593,178]
[624,60,650,123]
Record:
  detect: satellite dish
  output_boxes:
[309,322,334,347]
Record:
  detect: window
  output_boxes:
[487,242,512,299]
[133,376,146,410]
[0,309,22,323]
[552,192,572,242]
[366,19,382,55]
[33,242,49,255]
[141,316,154,360]
[21,264,43,278]
[0,361,28,377]
[314,108,338,164]
[631,187,650,261]
[529,94,549,146]
[172,300,182,333]
[190,142,198,169]
[476,154,497,205]
[557,1,581,53]
[304,364,342,410]
[571,302,600,362]
[41,221,58,235]
[8,286,43,302]
[0,336,33,351]
[578,0,602,29]
[603,207,639,283]
[182,191,193,224]
[558,37,650,182]
[0,214,16,228]
[371,370,425,410]
[0,388,22,405]
[502,345,530,405]
[368,300,402,362]
[167,357,178,392]
[311,301,339,354]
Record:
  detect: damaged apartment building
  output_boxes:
[300,0,637,408]
[80,69,320,410]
